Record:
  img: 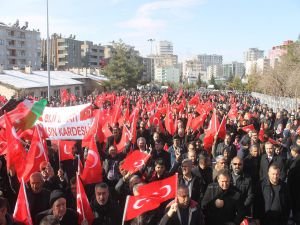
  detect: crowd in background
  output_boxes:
[0,89,300,225]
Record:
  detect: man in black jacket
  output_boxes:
[259,142,286,181]
[201,169,245,225]
[159,184,205,225]
[35,189,78,225]
[254,164,290,225]
[91,182,122,225]
[230,157,254,216]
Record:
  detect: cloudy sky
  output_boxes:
[1,0,300,62]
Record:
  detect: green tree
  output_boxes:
[228,77,244,91]
[103,40,143,90]
[209,75,216,85]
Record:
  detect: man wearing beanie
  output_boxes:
[35,189,78,225]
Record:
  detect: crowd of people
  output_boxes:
[0,89,300,225]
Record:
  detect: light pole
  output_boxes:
[46,0,51,101]
[147,38,155,55]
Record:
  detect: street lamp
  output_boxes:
[46,0,51,101]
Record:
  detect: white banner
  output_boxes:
[39,104,94,140]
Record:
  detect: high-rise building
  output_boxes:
[56,37,82,70]
[269,40,293,68]
[157,40,173,55]
[243,48,264,62]
[197,54,223,71]
[0,20,41,69]
[154,65,180,83]
[207,64,223,79]
[256,58,270,74]
[81,41,104,68]
[182,59,202,80]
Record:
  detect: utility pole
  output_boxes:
[147,39,155,55]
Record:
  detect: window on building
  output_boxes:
[40,91,47,98]
[54,89,60,97]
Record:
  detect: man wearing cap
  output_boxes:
[35,189,78,225]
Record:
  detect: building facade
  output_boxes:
[207,64,223,80]
[269,40,293,68]
[0,21,41,70]
[197,54,223,71]
[243,48,264,62]
[154,65,180,83]
[81,41,105,68]
[157,40,173,55]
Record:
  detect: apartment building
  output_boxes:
[0,20,41,69]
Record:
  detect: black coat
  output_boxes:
[254,178,290,225]
[287,160,300,223]
[243,155,260,187]
[259,154,286,181]
[91,198,122,225]
[159,200,204,225]
[35,208,78,225]
[178,174,205,204]
[201,183,245,225]
[26,187,50,219]
[192,165,213,192]
[231,172,254,214]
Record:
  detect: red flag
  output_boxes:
[22,126,48,182]
[165,105,175,135]
[57,140,76,161]
[240,218,249,225]
[241,124,255,133]
[116,125,131,153]
[203,111,219,151]
[188,94,200,105]
[82,110,105,148]
[138,174,177,203]
[259,124,265,142]
[13,179,33,225]
[60,89,70,104]
[217,116,227,140]
[228,104,238,120]
[268,138,280,146]
[123,195,160,221]
[80,138,102,184]
[120,150,150,174]
[77,175,94,225]
[4,112,26,180]
[130,108,139,144]
[190,113,207,131]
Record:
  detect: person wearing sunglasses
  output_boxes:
[230,157,254,217]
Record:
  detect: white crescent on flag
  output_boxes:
[35,143,44,159]
[152,185,171,198]
[133,198,150,210]
[87,150,98,168]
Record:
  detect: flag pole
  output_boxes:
[121,195,130,225]
[77,174,86,221]
[22,178,33,225]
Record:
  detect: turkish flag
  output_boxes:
[57,140,76,161]
[82,110,105,147]
[241,124,256,133]
[188,94,200,105]
[13,179,33,225]
[228,104,238,120]
[22,126,48,182]
[258,124,265,142]
[0,128,7,155]
[165,105,175,135]
[79,104,94,121]
[129,108,139,145]
[268,138,280,146]
[76,175,94,225]
[80,138,103,184]
[4,112,26,180]
[218,116,227,140]
[138,174,177,203]
[190,113,207,131]
[124,195,160,221]
[203,111,219,151]
[240,218,249,225]
[60,89,70,104]
[116,125,131,153]
[120,150,150,174]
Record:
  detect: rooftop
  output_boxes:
[0,70,85,89]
